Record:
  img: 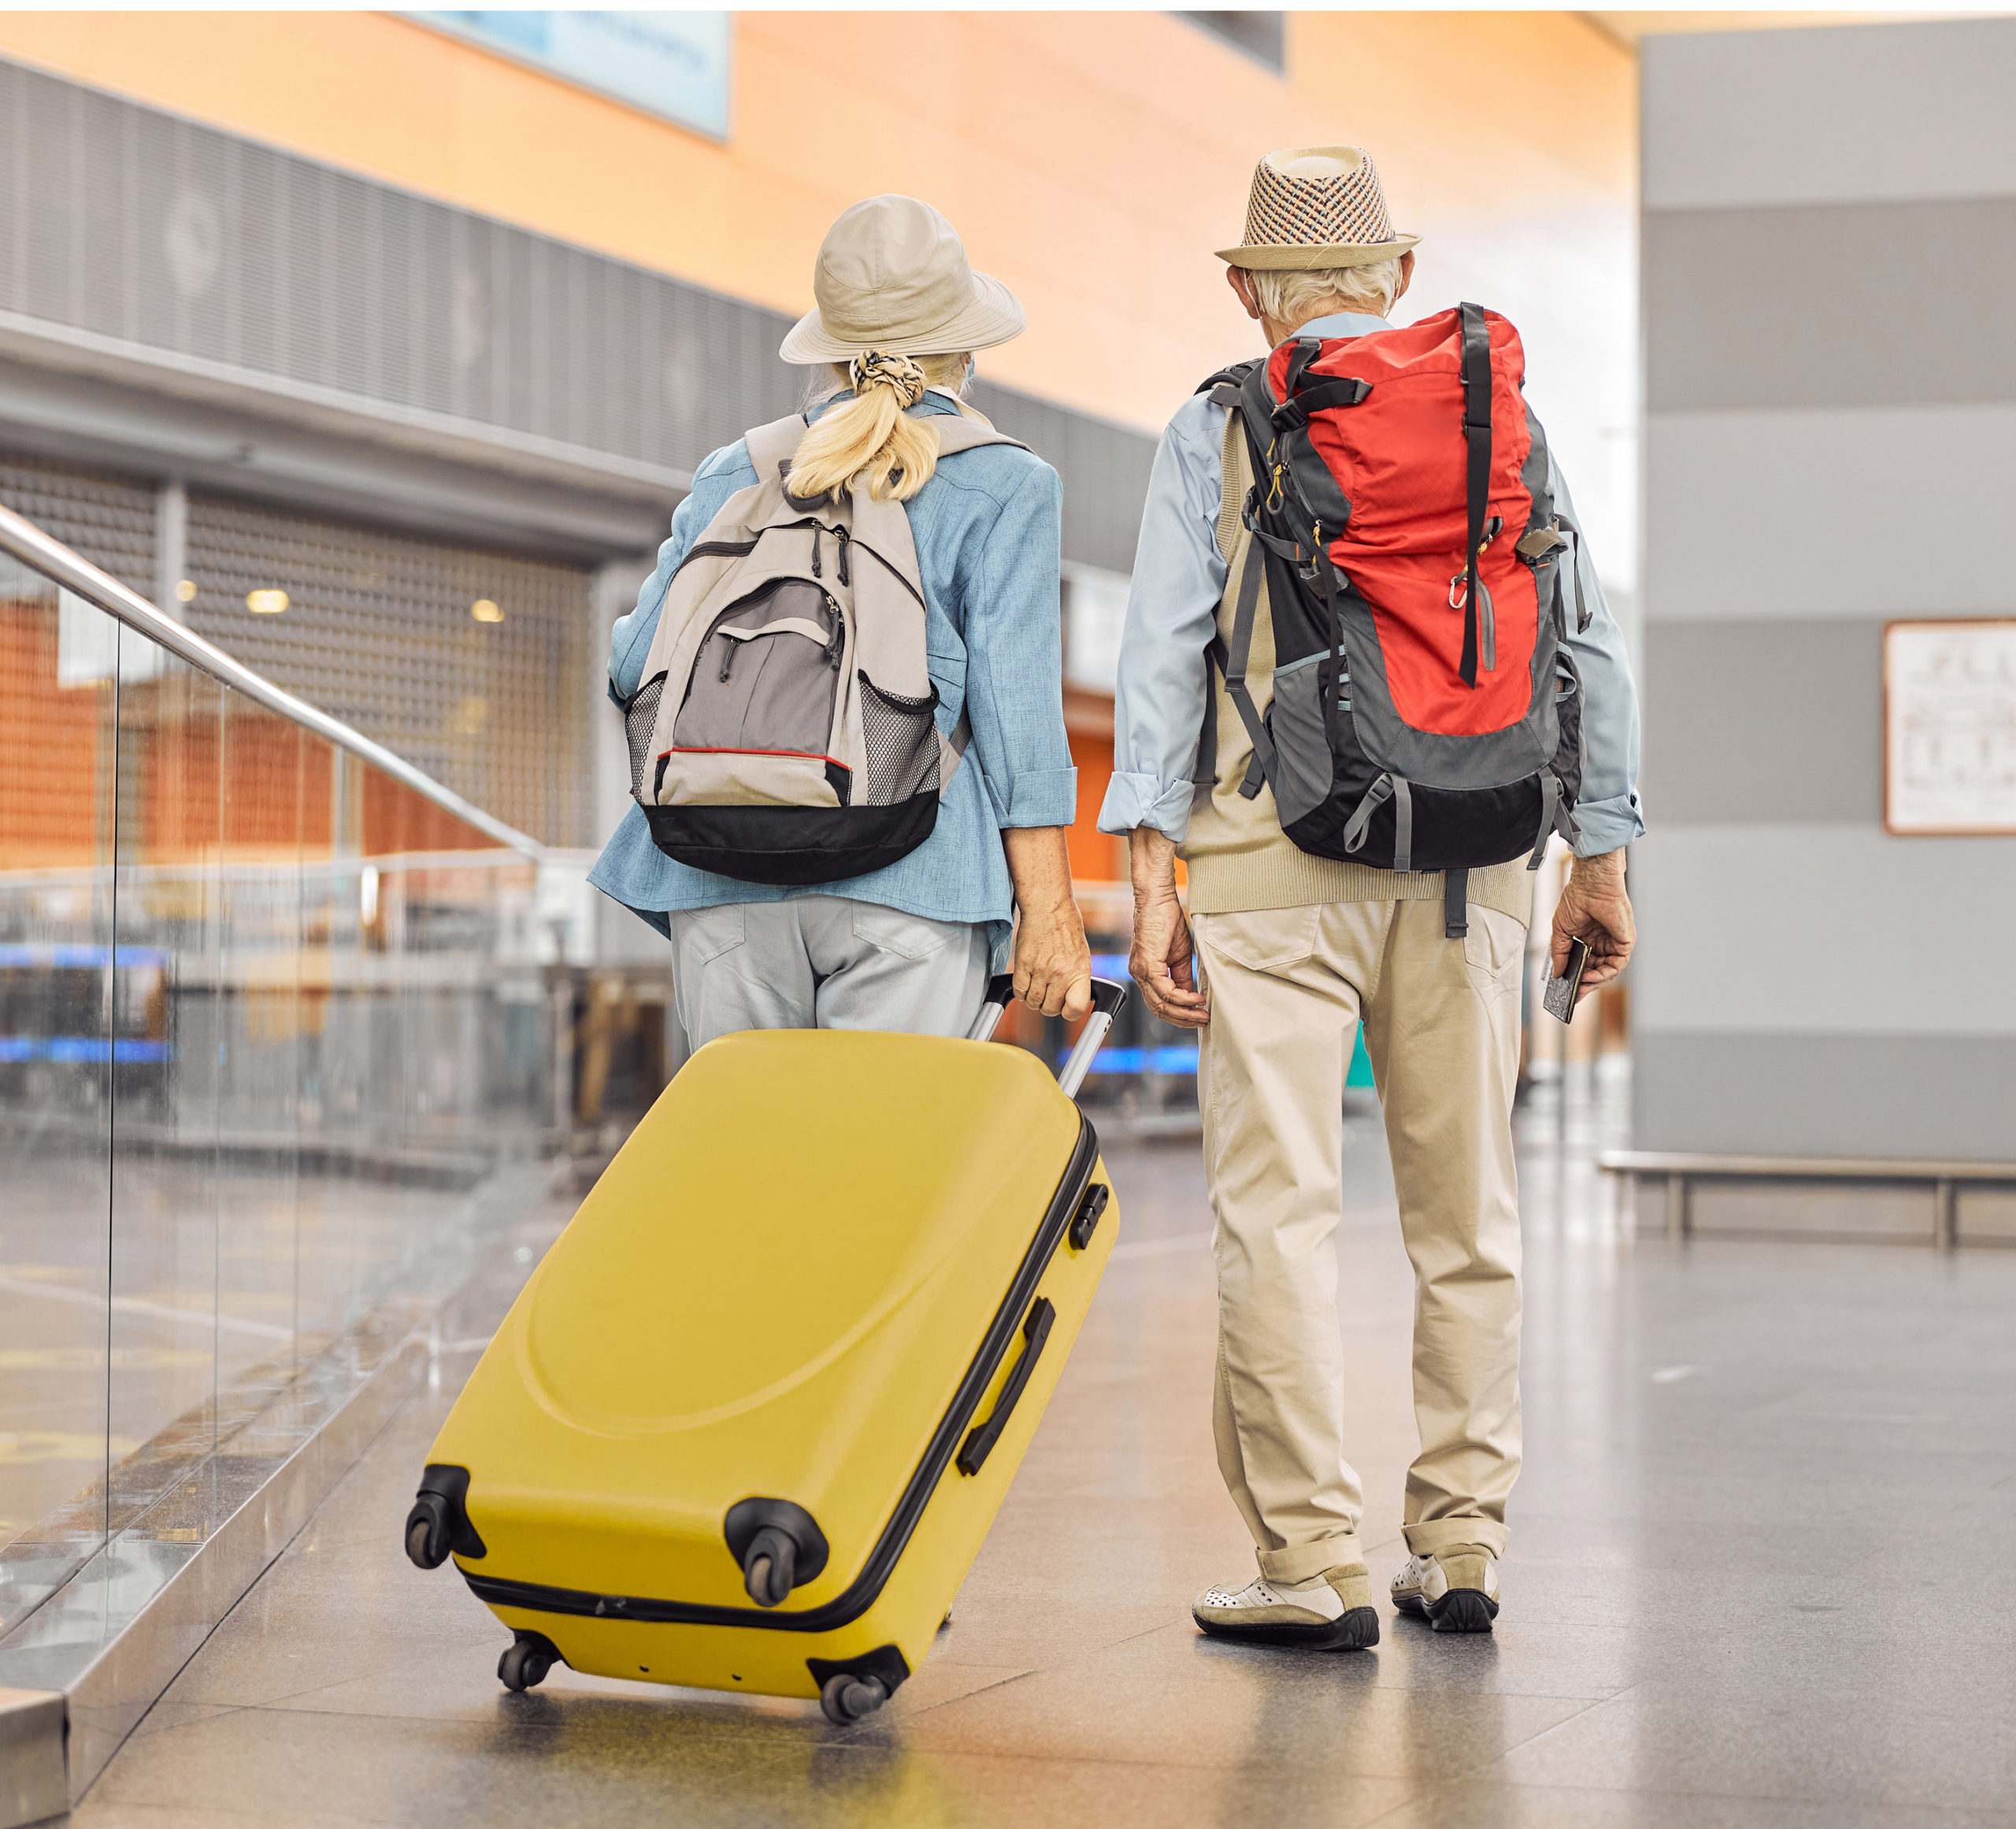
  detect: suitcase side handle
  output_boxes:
[955,1296,1056,1477]
[966,975,1130,1102]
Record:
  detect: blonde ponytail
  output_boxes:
[789,350,976,503]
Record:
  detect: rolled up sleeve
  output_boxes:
[1551,454,1647,856]
[1098,394,1229,842]
[962,462,1078,828]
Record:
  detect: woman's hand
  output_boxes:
[1002,827,1093,1020]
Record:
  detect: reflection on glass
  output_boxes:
[1,539,553,1627]
[0,558,117,1621]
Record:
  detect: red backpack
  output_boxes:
[1201,303,1587,932]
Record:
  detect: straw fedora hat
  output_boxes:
[779,195,1026,365]
[1217,146,1419,272]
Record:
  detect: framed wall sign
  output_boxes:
[409,13,731,140]
[1882,618,2016,835]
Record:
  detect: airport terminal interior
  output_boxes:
[4,10,2014,1827]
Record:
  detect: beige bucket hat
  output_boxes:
[1217,146,1419,272]
[779,195,1026,365]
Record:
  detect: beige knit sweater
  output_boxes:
[1180,413,1535,928]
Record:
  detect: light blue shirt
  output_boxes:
[1097,312,1646,857]
[589,393,1077,972]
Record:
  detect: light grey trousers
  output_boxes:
[665,895,991,1067]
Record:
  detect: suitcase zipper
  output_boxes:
[461,1117,1102,1635]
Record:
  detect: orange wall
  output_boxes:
[0,11,1632,438]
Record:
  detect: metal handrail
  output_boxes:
[0,501,545,860]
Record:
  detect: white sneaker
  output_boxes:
[1390,1546,1501,1633]
[1192,1565,1380,1650]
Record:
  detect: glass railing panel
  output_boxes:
[339,772,545,1330]
[294,739,363,1357]
[0,554,118,1620]
[215,691,306,1396]
[104,625,227,1538]
[1,505,558,1642]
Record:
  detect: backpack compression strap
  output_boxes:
[1458,302,1492,691]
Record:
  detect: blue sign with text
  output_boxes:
[411,12,730,139]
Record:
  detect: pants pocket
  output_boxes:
[670,903,747,967]
[1193,905,1321,973]
[1461,905,1524,1002]
[850,902,962,961]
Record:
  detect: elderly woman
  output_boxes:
[590,194,1090,1051]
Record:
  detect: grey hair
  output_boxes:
[1244,258,1403,329]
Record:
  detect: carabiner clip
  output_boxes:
[1448,570,1495,613]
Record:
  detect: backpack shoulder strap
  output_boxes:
[1197,357,1264,399]
[743,413,809,488]
[929,411,1030,458]
[1195,391,1273,801]
[1216,394,1247,561]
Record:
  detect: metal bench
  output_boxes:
[1596,1151,2016,1247]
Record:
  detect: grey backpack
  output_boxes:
[621,410,1024,884]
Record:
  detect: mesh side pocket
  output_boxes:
[623,672,666,802]
[858,672,941,806]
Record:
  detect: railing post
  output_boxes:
[1935,1177,1958,1250]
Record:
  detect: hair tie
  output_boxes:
[848,350,926,407]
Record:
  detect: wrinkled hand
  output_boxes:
[1550,849,1635,1001]
[1003,827,1092,1020]
[1128,830,1209,1029]
[1014,899,1092,1021]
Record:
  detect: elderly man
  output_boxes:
[1101,146,1643,1648]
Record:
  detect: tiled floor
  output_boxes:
[69,1102,2016,1827]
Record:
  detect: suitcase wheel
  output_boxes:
[405,1494,451,1570]
[743,1527,799,1607]
[406,1466,484,1569]
[819,1673,888,1725]
[498,1634,559,1693]
[725,1500,829,1607]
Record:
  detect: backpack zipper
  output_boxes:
[672,537,759,580]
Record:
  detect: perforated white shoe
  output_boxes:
[1192,1566,1380,1650]
[1391,1546,1501,1633]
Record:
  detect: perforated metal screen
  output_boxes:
[0,449,595,846]
[179,498,594,847]
[0,452,158,601]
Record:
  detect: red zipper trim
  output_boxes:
[658,745,850,773]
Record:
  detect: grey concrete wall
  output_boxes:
[1636,19,2016,1162]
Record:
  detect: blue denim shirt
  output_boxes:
[588,393,1077,972]
[1098,312,1646,856]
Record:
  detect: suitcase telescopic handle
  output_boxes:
[965,975,1130,1101]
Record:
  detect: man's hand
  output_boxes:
[1002,827,1093,1020]
[1128,829,1210,1029]
[1551,848,1635,1001]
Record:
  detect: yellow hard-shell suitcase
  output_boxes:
[404,978,1125,1723]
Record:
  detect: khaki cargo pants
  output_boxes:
[1192,896,1526,1582]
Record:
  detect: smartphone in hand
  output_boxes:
[1542,936,1593,1024]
